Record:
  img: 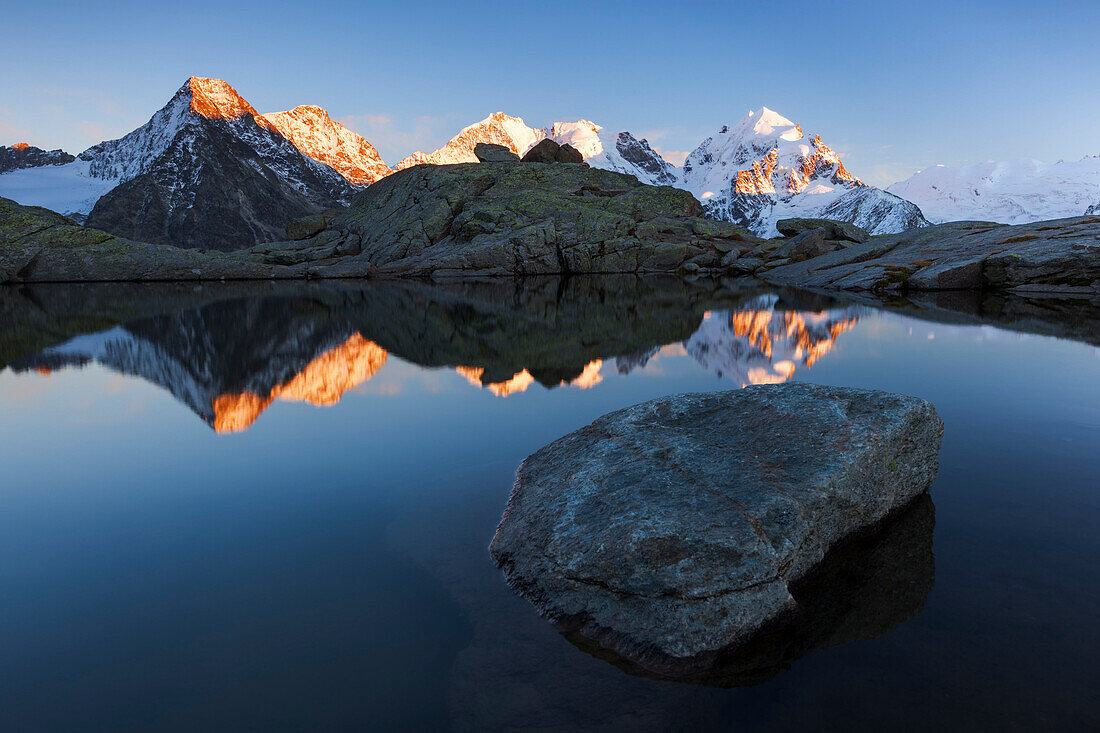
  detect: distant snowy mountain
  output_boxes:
[261,105,391,185]
[81,77,354,250]
[887,156,1100,224]
[1,89,931,245]
[395,113,542,169]
[407,108,926,236]
[679,108,927,237]
[542,121,678,185]
[0,78,385,247]
[0,143,74,174]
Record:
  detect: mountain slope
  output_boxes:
[887,157,1100,224]
[260,105,391,185]
[680,108,927,237]
[82,78,354,251]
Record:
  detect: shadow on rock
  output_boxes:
[563,493,936,687]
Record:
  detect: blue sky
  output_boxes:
[2,0,1097,186]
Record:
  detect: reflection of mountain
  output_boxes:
[13,298,387,433]
[567,494,935,687]
[4,279,864,430]
[615,294,863,386]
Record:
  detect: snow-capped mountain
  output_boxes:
[542,121,678,185]
[405,107,925,236]
[679,108,927,236]
[260,105,391,185]
[81,77,355,250]
[395,112,542,169]
[887,156,1100,224]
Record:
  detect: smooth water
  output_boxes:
[0,280,1096,731]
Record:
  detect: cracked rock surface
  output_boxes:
[489,382,943,675]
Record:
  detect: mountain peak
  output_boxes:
[733,107,801,140]
[184,77,258,120]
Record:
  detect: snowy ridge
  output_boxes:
[261,106,392,185]
[542,121,678,185]
[395,113,543,169]
[887,156,1100,224]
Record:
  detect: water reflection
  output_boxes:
[4,280,866,431]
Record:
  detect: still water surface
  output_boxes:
[0,280,1097,730]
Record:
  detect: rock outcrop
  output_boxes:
[0,144,75,174]
[0,196,279,282]
[764,216,1100,294]
[489,383,943,676]
[257,162,765,277]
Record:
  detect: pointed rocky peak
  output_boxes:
[260,105,392,185]
[185,77,259,121]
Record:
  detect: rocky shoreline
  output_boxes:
[2,152,1098,296]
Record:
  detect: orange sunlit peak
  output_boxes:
[568,360,604,389]
[456,366,535,397]
[12,142,29,150]
[210,334,387,433]
[186,77,259,121]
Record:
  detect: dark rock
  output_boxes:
[0,143,75,174]
[769,229,845,263]
[565,493,936,687]
[489,383,943,676]
[286,214,326,240]
[765,216,1100,293]
[555,143,584,164]
[521,138,562,163]
[776,218,870,243]
[474,143,520,163]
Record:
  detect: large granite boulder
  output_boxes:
[490,383,943,675]
[765,216,1100,294]
[776,218,870,244]
[521,138,563,163]
[474,143,520,163]
[768,228,845,264]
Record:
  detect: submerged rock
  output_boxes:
[489,383,943,676]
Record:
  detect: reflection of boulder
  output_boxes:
[567,493,936,687]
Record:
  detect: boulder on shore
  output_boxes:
[776,218,870,243]
[490,383,943,676]
[474,143,520,163]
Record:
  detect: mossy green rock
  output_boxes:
[265,163,763,277]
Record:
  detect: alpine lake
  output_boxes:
[0,276,1096,731]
